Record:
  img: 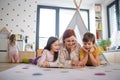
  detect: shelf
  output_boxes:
[96,29,102,31]
[95,4,102,40]
[96,19,102,21]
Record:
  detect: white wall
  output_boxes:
[0,0,37,50]
[38,0,92,9]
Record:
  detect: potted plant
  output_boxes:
[98,39,111,51]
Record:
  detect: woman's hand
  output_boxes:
[70,41,77,52]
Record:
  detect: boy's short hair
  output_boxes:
[83,32,95,44]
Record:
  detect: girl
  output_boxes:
[37,37,60,67]
[8,34,19,63]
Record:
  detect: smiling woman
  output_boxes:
[59,29,81,66]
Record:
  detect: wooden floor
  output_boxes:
[0,63,19,72]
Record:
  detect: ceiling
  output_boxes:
[39,0,114,9]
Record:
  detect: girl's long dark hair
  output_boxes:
[44,37,58,62]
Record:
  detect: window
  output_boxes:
[107,1,117,37]
[39,8,56,48]
[36,5,89,50]
[59,9,75,37]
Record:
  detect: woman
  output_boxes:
[59,29,81,66]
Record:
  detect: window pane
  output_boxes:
[109,4,117,37]
[59,9,75,37]
[39,8,56,48]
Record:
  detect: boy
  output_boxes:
[78,32,101,67]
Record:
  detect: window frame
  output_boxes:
[107,0,120,38]
[107,1,116,38]
[116,0,120,30]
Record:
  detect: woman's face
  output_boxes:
[64,36,77,49]
[51,40,60,52]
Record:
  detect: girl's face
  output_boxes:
[83,41,94,51]
[64,36,76,49]
[51,40,60,52]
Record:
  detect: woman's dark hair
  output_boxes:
[44,37,58,62]
[82,32,95,44]
[62,29,76,42]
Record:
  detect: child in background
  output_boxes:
[78,32,101,67]
[8,34,19,63]
[37,36,60,67]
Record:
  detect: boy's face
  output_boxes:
[83,40,94,51]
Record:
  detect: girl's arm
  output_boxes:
[49,57,60,67]
[37,50,48,67]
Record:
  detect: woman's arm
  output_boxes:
[59,51,71,66]
[70,43,81,66]
[49,57,60,67]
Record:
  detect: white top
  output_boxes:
[8,42,19,55]
[37,49,59,67]
[59,43,81,66]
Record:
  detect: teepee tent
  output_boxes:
[60,0,109,64]
[60,0,88,45]
[66,10,88,45]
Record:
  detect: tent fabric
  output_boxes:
[67,10,88,38]
[60,10,88,45]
